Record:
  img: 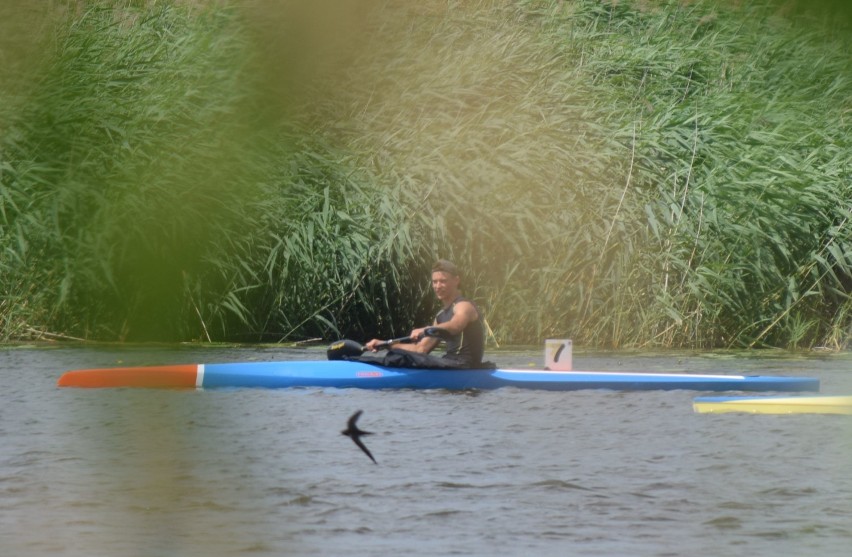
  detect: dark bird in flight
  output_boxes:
[342,410,377,464]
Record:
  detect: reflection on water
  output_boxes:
[1,346,851,556]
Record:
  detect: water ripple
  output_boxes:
[2,347,852,557]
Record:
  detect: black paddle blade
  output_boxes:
[327,339,364,360]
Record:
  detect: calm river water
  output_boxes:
[2,345,851,557]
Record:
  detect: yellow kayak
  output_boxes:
[693,395,852,415]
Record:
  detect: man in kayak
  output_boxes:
[364,259,487,369]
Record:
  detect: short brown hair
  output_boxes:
[432,259,460,276]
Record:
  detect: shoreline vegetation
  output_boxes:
[1,0,850,349]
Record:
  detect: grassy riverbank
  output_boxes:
[1,0,850,347]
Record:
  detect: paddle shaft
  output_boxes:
[371,335,413,351]
[326,335,413,360]
[327,328,447,360]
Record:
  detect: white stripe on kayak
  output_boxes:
[499,369,746,379]
[196,364,205,388]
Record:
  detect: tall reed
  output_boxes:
[1,0,850,348]
[1,2,268,340]
[0,1,431,342]
[560,0,852,347]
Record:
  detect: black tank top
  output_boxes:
[435,297,484,367]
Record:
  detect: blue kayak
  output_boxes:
[57,360,820,392]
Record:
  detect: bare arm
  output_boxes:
[408,300,479,350]
[366,301,478,354]
[392,336,439,354]
[364,330,439,354]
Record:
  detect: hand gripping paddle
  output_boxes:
[326,327,449,360]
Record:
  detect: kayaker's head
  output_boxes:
[431,259,461,305]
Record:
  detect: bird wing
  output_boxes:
[352,435,377,464]
[347,410,363,429]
